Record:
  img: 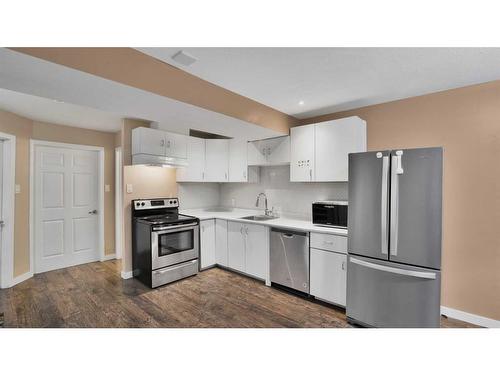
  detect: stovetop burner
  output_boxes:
[139,213,196,226]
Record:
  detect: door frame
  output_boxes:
[0,131,16,288]
[30,140,105,274]
[114,146,123,259]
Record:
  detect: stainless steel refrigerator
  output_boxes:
[346,147,443,328]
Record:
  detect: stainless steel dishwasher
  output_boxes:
[270,228,310,293]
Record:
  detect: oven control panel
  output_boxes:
[133,198,179,210]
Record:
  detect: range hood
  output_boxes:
[132,153,188,168]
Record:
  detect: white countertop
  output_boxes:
[180,208,348,236]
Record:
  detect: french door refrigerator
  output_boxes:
[346,147,443,328]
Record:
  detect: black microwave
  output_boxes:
[312,201,348,228]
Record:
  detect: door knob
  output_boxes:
[88,209,98,215]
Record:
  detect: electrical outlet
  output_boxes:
[105,184,110,192]
[15,184,21,194]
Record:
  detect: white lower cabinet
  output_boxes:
[227,221,246,272]
[215,219,228,266]
[244,223,268,280]
[227,221,269,281]
[310,248,347,307]
[200,219,216,269]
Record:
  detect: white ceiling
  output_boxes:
[0,48,281,140]
[137,47,500,118]
[0,88,124,132]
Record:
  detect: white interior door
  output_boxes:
[34,144,100,273]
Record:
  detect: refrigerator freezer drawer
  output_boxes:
[346,255,441,328]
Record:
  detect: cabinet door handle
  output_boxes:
[243,171,246,179]
[225,172,228,180]
[160,139,165,147]
[309,169,312,180]
[341,261,346,270]
[245,227,248,235]
[167,140,171,148]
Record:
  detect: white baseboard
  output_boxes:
[101,253,116,261]
[10,271,34,287]
[441,306,500,328]
[121,270,133,279]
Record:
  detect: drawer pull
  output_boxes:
[323,241,334,245]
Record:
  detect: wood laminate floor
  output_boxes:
[0,260,477,328]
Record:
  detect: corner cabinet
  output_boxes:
[290,116,366,182]
[247,136,290,166]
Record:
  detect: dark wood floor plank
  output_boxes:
[0,260,478,328]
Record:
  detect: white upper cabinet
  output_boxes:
[132,126,188,158]
[176,136,205,182]
[315,117,366,181]
[229,139,259,183]
[290,116,366,182]
[205,139,229,182]
[166,132,188,159]
[290,124,315,181]
[247,136,290,166]
[132,127,167,156]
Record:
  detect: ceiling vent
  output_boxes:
[171,50,197,66]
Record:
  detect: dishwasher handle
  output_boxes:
[271,228,309,238]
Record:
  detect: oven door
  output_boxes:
[151,223,199,270]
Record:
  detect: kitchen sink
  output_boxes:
[239,215,276,221]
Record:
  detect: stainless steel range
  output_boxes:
[132,198,199,288]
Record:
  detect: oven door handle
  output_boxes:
[152,223,199,232]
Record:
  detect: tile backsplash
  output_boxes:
[178,166,347,219]
[220,166,348,219]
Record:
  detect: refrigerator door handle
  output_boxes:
[390,153,400,256]
[350,257,436,279]
[381,155,389,255]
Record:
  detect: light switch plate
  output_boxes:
[105,184,110,192]
[126,184,133,194]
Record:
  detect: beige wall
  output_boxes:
[119,119,178,274]
[0,110,32,276]
[301,81,500,320]
[0,110,117,277]
[11,48,300,134]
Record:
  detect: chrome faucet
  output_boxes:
[255,193,272,216]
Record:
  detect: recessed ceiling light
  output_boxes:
[298,100,304,106]
[171,50,198,66]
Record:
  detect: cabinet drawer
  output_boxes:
[310,232,347,253]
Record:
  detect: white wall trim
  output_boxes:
[101,253,116,262]
[114,146,123,260]
[10,271,34,287]
[121,270,133,279]
[441,306,500,328]
[0,131,16,289]
[30,139,106,274]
